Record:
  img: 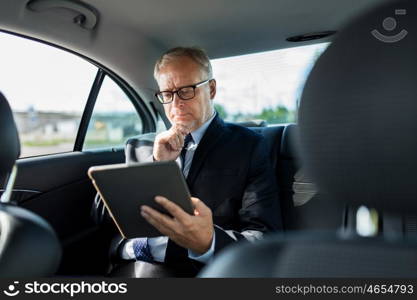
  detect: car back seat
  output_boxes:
[251,124,346,232]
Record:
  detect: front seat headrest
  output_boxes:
[0,93,20,175]
[299,0,417,214]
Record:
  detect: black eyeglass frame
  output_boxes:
[155,79,213,104]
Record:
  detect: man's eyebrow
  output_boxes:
[160,83,194,92]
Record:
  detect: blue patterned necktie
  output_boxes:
[133,238,154,263]
[180,134,193,171]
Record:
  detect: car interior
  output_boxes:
[200,0,417,277]
[0,0,414,277]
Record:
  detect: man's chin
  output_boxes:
[173,116,192,124]
[172,119,196,131]
[174,116,190,121]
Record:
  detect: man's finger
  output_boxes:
[141,211,174,236]
[176,133,184,150]
[173,123,191,136]
[141,205,177,230]
[191,197,211,217]
[168,139,180,151]
[171,126,187,145]
[173,134,179,149]
[155,196,191,223]
[177,133,184,148]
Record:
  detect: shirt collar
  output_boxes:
[190,111,216,145]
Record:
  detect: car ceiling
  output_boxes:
[0,0,390,106]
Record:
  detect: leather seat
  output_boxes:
[0,93,61,277]
[199,0,417,277]
[252,124,345,232]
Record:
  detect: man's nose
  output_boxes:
[172,93,185,107]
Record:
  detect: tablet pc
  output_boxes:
[88,160,193,238]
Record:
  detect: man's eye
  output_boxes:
[161,92,172,99]
[179,87,194,96]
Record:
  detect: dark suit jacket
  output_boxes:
[93,114,282,276]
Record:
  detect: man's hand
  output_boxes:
[140,196,214,254]
[153,124,190,161]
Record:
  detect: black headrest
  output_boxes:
[299,0,417,213]
[0,205,62,276]
[0,93,20,175]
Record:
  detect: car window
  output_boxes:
[155,115,167,133]
[83,76,143,150]
[211,43,329,125]
[0,32,98,158]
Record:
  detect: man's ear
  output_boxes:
[209,79,216,99]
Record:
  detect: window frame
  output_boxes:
[75,69,156,152]
[79,72,150,151]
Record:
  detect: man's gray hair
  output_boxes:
[154,46,213,80]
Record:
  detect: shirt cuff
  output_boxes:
[120,237,168,262]
[187,231,216,264]
[120,239,136,260]
[147,236,169,262]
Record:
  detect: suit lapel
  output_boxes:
[186,115,227,189]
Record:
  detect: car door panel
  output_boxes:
[11,148,125,274]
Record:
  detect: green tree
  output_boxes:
[255,105,293,124]
[214,103,228,119]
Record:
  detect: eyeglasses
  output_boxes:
[155,79,212,104]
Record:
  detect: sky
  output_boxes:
[0,33,97,113]
[0,31,328,115]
